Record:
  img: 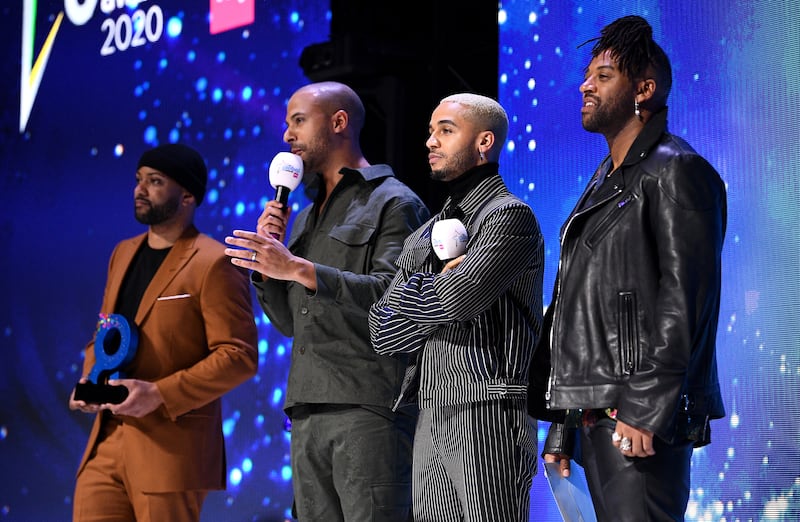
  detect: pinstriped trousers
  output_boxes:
[412,399,537,522]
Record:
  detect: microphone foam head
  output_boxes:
[431,219,469,261]
[269,152,304,190]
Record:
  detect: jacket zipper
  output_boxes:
[548,186,623,405]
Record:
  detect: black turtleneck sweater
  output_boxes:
[442,162,499,218]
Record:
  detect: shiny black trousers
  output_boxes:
[577,418,693,521]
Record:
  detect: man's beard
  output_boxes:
[296,131,333,180]
[582,90,630,134]
[135,195,180,225]
[429,147,475,182]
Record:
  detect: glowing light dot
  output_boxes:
[114,144,124,157]
[167,17,182,37]
[229,468,242,486]
[528,12,537,24]
[281,465,292,481]
[143,126,157,144]
[223,418,236,437]
[271,388,283,406]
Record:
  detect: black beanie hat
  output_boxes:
[137,144,208,205]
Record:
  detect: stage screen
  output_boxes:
[0,1,797,521]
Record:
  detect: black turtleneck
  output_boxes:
[444,162,498,215]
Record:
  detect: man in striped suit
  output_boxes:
[369,93,544,521]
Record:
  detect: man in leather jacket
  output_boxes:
[528,16,727,521]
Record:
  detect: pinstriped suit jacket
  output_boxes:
[369,174,545,409]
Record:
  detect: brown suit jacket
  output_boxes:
[76,225,258,492]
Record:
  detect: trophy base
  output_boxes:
[74,381,129,404]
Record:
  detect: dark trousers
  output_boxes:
[290,404,415,522]
[577,417,693,522]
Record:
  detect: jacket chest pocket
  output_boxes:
[328,223,376,271]
[583,192,637,249]
[617,291,640,375]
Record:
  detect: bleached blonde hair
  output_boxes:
[440,93,509,147]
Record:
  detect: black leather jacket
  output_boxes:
[529,108,726,448]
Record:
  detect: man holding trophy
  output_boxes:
[69,143,258,522]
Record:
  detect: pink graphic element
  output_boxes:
[209,0,255,35]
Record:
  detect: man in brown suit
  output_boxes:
[69,143,259,522]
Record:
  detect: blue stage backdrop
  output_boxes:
[0,1,798,521]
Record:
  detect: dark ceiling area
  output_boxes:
[299,0,499,211]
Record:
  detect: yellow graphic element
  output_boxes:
[20,2,64,132]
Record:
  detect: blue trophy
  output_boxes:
[74,313,139,404]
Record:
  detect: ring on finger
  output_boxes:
[619,437,632,452]
[612,432,622,443]
[251,251,257,262]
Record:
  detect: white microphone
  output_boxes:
[269,152,304,207]
[431,219,468,261]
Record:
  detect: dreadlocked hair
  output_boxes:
[583,15,673,103]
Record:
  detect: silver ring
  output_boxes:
[620,437,632,452]
[251,251,257,262]
[612,432,622,443]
